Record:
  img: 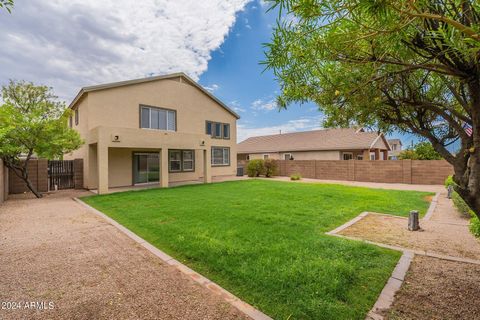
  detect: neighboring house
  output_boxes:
[65,73,239,194]
[388,139,403,160]
[237,128,390,161]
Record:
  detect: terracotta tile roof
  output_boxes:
[237,128,389,153]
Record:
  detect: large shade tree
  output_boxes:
[264,0,480,218]
[0,81,83,198]
[0,0,13,13]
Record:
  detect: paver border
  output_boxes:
[422,192,440,221]
[327,206,480,320]
[73,197,272,320]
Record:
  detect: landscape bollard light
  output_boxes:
[408,210,420,231]
[447,185,453,199]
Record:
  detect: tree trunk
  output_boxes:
[22,171,43,198]
[3,158,43,198]
[451,81,480,220]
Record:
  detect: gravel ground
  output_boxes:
[338,192,480,260]
[0,191,248,320]
[386,255,480,320]
[336,189,480,319]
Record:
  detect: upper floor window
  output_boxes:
[223,124,230,139]
[140,105,176,131]
[75,109,79,125]
[206,121,230,139]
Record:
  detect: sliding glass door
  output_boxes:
[133,153,159,184]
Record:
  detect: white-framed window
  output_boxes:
[357,155,363,160]
[263,154,269,160]
[140,105,176,131]
[370,152,376,160]
[182,150,194,171]
[246,155,250,160]
[211,147,230,166]
[169,149,194,172]
[284,153,292,160]
[342,152,353,160]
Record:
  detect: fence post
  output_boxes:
[74,159,84,189]
[402,159,412,184]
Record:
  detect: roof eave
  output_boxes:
[68,72,240,119]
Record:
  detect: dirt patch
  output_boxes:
[385,255,480,320]
[0,190,248,320]
[338,213,480,260]
[423,194,434,202]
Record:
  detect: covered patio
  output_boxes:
[86,126,212,194]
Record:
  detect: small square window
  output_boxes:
[223,124,230,139]
[206,121,212,135]
[214,123,222,138]
[75,109,79,125]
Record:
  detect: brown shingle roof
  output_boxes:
[237,128,389,153]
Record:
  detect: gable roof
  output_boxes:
[388,139,402,146]
[68,72,240,119]
[237,128,390,153]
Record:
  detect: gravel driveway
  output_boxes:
[0,191,247,320]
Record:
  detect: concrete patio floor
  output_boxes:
[0,190,248,320]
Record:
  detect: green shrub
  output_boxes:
[247,159,265,177]
[444,175,455,188]
[264,159,278,177]
[452,192,472,218]
[470,216,480,238]
[290,173,302,181]
[445,178,480,238]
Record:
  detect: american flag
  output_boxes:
[464,123,473,137]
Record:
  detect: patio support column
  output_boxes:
[160,148,169,188]
[382,150,388,160]
[363,149,370,160]
[203,149,211,183]
[97,142,109,195]
[374,148,380,160]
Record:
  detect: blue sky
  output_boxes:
[0,0,422,148]
[197,1,419,146]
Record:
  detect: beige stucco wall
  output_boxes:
[247,150,341,161]
[107,148,210,188]
[66,77,237,189]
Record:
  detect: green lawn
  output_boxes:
[82,180,432,320]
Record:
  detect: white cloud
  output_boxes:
[204,84,220,92]
[252,98,277,111]
[0,0,250,101]
[244,18,251,29]
[237,115,324,142]
[230,100,246,113]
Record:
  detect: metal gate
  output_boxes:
[48,160,75,190]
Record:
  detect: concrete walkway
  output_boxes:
[265,176,444,192]
[0,191,247,320]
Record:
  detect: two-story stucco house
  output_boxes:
[65,73,239,194]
